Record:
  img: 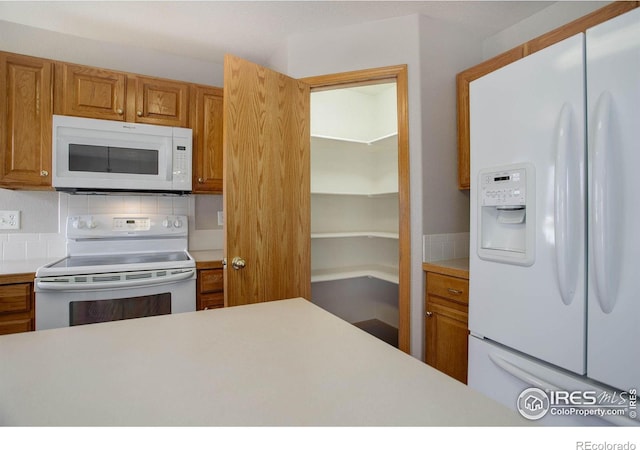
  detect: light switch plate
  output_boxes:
[0,210,20,229]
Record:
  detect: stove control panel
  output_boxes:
[66,214,189,239]
[113,217,151,231]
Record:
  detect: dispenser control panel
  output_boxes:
[480,168,527,207]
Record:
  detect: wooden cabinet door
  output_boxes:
[197,268,224,310]
[223,54,310,306]
[0,281,34,335]
[191,85,223,193]
[425,298,469,384]
[424,272,469,384]
[0,52,53,188]
[131,76,189,127]
[54,63,127,120]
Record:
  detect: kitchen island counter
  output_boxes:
[0,298,525,426]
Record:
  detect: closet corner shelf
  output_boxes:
[311,231,399,240]
[311,265,399,284]
[310,191,398,198]
[311,132,398,147]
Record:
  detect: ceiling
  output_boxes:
[0,1,554,65]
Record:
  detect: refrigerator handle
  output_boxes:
[489,353,561,392]
[592,91,617,314]
[554,103,580,306]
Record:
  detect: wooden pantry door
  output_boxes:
[223,54,311,306]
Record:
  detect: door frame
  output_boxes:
[302,65,411,353]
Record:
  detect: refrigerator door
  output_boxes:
[469,337,638,426]
[469,35,586,374]
[586,8,640,392]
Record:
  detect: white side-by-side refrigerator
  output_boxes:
[468,9,639,426]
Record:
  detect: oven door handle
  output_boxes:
[36,268,196,291]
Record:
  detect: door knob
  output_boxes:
[231,257,246,270]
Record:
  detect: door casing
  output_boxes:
[302,66,411,354]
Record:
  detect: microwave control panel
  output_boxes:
[480,167,527,207]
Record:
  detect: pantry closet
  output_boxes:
[309,81,404,348]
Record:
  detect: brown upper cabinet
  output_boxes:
[0,52,53,189]
[456,1,639,190]
[130,75,189,127]
[54,63,127,121]
[191,85,224,193]
[54,63,190,127]
[1,52,223,191]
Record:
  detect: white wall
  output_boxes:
[419,15,480,235]
[0,20,223,85]
[482,1,610,59]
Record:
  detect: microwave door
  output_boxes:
[55,135,173,191]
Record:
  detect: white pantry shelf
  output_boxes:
[311,265,399,284]
[311,191,398,198]
[311,231,399,240]
[311,132,398,149]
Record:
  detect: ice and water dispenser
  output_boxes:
[477,163,535,266]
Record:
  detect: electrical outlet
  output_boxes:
[0,210,20,230]
[217,211,224,226]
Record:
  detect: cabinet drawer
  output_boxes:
[426,272,468,304]
[0,317,32,335]
[0,283,32,314]
[200,292,224,310]
[199,269,223,293]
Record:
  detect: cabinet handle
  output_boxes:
[198,177,204,183]
[426,311,433,318]
[116,108,124,115]
[447,288,463,295]
[137,111,143,117]
[40,170,49,177]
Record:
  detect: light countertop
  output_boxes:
[422,258,469,279]
[0,298,525,426]
[189,249,224,269]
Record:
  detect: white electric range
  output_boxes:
[35,214,196,330]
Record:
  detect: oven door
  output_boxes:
[35,270,196,330]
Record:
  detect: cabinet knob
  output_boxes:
[198,177,204,183]
[40,170,49,177]
[137,111,143,117]
[426,311,433,318]
[116,108,124,115]
[447,288,463,295]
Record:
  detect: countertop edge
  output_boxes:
[422,258,469,279]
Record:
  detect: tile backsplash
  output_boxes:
[0,192,223,262]
[422,232,470,262]
[0,232,66,262]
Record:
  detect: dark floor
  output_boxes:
[352,318,398,348]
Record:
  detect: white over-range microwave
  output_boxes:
[52,115,192,194]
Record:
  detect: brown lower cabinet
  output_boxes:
[0,274,35,335]
[424,270,469,384]
[196,265,224,310]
